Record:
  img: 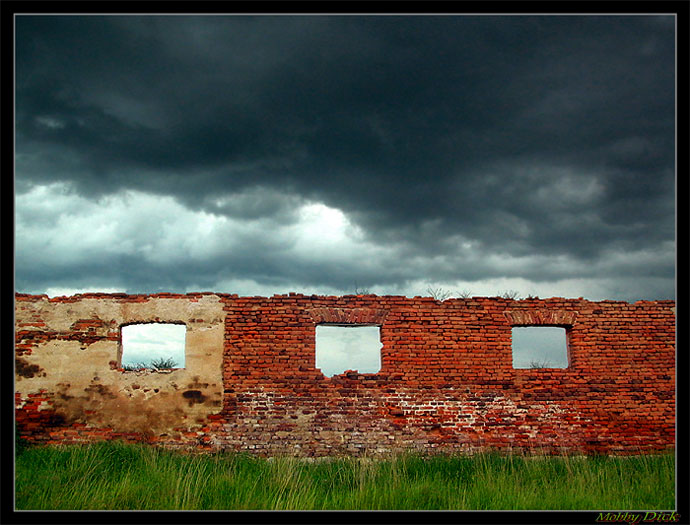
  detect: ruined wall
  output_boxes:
[15,293,675,456]
[15,293,225,444]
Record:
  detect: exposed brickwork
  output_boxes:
[15,293,675,456]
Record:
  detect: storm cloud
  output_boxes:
[14,14,676,301]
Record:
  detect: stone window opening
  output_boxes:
[119,322,187,371]
[315,324,382,377]
[511,326,570,369]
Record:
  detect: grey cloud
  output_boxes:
[14,15,676,300]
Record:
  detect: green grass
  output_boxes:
[122,356,178,371]
[15,441,675,510]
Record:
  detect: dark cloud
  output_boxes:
[14,15,676,300]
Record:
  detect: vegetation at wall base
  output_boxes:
[15,441,675,511]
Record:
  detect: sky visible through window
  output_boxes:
[121,323,186,367]
[316,325,382,377]
[512,327,568,368]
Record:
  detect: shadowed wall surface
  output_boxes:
[15,293,675,456]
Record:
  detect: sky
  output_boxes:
[511,326,568,369]
[316,325,382,377]
[121,323,186,367]
[14,14,677,303]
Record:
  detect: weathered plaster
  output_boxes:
[16,294,224,435]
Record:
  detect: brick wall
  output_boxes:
[15,293,676,456]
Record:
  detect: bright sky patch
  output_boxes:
[121,323,186,368]
[315,325,382,377]
[511,327,569,369]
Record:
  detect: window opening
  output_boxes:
[511,326,568,369]
[315,324,382,377]
[120,323,186,370]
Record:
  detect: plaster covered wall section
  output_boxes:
[15,293,225,441]
[15,293,675,456]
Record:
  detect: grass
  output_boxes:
[15,441,675,510]
[122,357,178,371]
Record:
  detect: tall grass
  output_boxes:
[15,441,675,510]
